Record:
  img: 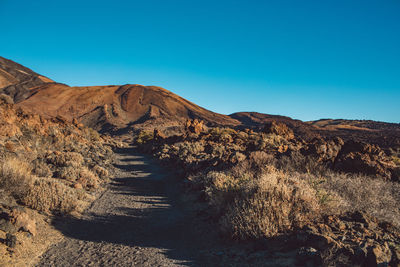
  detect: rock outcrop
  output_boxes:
[262,121,295,139]
[301,137,398,180]
[185,119,205,135]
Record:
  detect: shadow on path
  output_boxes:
[46,146,220,266]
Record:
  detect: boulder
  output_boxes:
[334,141,394,179]
[302,137,344,163]
[153,129,166,141]
[10,208,36,236]
[185,119,205,135]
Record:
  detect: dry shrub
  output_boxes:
[204,171,252,213]
[57,166,80,182]
[229,152,246,164]
[321,172,400,226]
[76,168,99,190]
[203,166,321,240]
[277,151,327,175]
[58,166,99,189]
[135,131,154,144]
[211,144,226,158]
[84,127,101,142]
[0,158,33,200]
[92,165,109,179]
[256,133,289,151]
[220,169,321,239]
[22,178,86,214]
[31,159,52,177]
[392,155,400,167]
[209,127,237,137]
[176,141,205,158]
[47,152,83,167]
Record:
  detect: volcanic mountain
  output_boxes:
[16,83,240,132]
[0,56,54,103]
[0,57,240,132]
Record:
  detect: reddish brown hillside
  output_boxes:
[0,56,54,102]
[230,112,400,149]
[229,112,320,140]
[17,83,239,132]
[308,119,400,149]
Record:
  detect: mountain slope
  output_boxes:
[16,83,239,132]
[229,112,320,140]
[0,56,54,102]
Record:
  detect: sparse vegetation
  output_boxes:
[0,158,33,201]
[0,100,117,262]
[135,121,400,265]
[22,178,89,214]
[135,130,154,144]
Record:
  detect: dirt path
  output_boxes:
[37,147,223,267]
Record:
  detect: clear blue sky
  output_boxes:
[1,0,399,122]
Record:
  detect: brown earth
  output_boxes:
[0,56,54,103]
[15,83,239,133]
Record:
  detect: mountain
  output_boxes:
[0,56,54,103]
[15,82,240,132]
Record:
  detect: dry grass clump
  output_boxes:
[209,127,236,143]
[47,152,84,168]
[0,158,33,200]
[57,166,99,190]
[76,168,99,190]
[22,178,89,214]
[321,172,400,226]
[176,141,205,159]
[256,133,290,152]
[92,165,109,179]
[31,159,52,178]
[201,166,322,239]
[83,127,101,142]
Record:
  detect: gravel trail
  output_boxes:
[37,146,222,267]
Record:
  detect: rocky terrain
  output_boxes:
[133,120,400,266]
